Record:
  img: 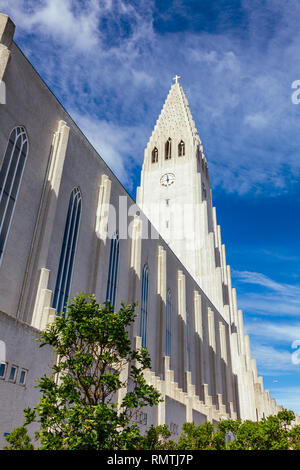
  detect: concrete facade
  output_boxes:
[0,12,287,447]
[0,311,55,449]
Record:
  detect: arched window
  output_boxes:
[0,127,28,263]
[0,339,6,363]
[151,147,158,163]
[52,187,82,314]
[165,138,172,160]
[178,140,185,157]
[186,311,191,371]
[202,182,207,200]
[106,232,119,307]
[166,289,171,357]
[140,264,149,347]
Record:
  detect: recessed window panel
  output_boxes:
[52,187,82,314]
[8,366,17,382]
[0,127,28,263]
[106,232,119,307]
[19,369,27,385]
[166,290,171,357]
[186,312,191,372]
[0,362,6,379]
[139,264,149,347]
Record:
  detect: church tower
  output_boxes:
[137,78,228,321]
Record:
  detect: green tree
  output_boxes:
[4,426,34,450]
[211,418,241,450]
[164,410,299,451]
[177,421,215,450]
[226,409,296,450]
[288,424,300,450]
[139,424,176,450]
[5,294,161,450]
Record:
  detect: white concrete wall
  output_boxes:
[0,311,54,449]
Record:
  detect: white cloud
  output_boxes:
[0,0,102,50]
[232,270,300,318]
[244,112,269,129]
[245,321,300,344]
[233,269,300,298]
[232,270,289,293]
[251,343,296,375]
[239,294,300,317]
[268,386,300,414]
[71,112,147,189]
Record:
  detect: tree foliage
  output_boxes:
[4,426,34,450]
[225,409,297,450]
[139,409,300,450]
[5,294,161,450]
[138,424,177,450]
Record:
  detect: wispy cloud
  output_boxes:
[262,250,299,262]
[71,112,148,189]
[244,112,269,129]
[232,267,300,408]
[232,270,290,293]
[245,321,300,344]
[0,0,102,49]
[270,386,300,414]
[232,270,300,317]
[250,343,296,376]
[237,294,300,317]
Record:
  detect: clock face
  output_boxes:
[160,173,175,187]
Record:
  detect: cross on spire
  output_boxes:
[173,75,181,84]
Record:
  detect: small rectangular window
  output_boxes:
[8,366,17,382]
[19,369,27,385]
[166,199,170,206]
[0,362,7,379]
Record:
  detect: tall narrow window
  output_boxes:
[0,127,28,263]
[19,369,28,385]
[166,289,171,357]
[106,232,119,307]
[52,187,82,314]
[165,138,172,160]
[0,362,7,379]
[178,140,185,157]
[202,182,207,200]
[151,147,158,163]
[140,264,149,347]
[8,366,17,382]
[186,311,191,371]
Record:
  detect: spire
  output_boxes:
[149,78,201,145]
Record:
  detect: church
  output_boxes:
[0,12,285,447]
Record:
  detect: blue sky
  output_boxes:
[1,0,300,414]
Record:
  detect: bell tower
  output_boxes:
[137,78,227,317]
